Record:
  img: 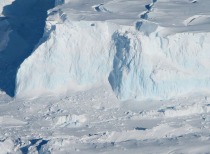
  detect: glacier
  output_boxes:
[1,0,210,100]
[2,1,210,153]
[16,20,210,100]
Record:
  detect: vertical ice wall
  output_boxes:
[109,32,210,100]
[16,21,118,96]
[109,31,143,99]
[1,0,210,100]
[16,10,210,100]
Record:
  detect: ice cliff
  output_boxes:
[4,0,210,100]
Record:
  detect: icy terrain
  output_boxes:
[1,0,210,153]
[1,86,210,153]
[14,0,210,100]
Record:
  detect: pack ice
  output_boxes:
[3,0,210,100]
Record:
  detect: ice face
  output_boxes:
[110,32,210,100]
[15,15,210,100]
[1,0,210,100]
[16,21,117,96]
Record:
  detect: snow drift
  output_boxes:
[2,0,210,100]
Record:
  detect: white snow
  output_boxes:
[1,84,210,153]
[0,138,15,154]
[54,114,86,127]
[1,0,210,153]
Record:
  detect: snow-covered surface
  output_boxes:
[1,86,210,153]
[1,0,210,153]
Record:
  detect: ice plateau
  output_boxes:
[2,0,210,100]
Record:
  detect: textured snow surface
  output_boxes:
[14,0,210,100]
[1,86,210,153]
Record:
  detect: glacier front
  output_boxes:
[15,0,210,100]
